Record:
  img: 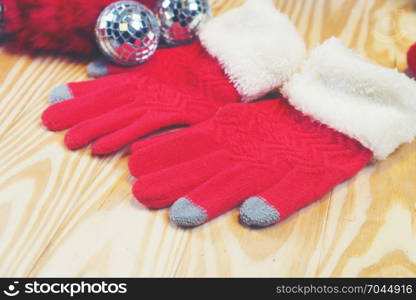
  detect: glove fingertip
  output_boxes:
[64,131,87,151]
[127,154,139,177]
[87,59,109,78]
[49,84,73,104]
[169,197,208,227]
[132,181,165,209]
[239,196,280,228]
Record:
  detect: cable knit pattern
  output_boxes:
[42,41,240,154]
[42,1,304,154]
[129,100,372,224]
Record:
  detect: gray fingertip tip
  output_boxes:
[169,197,208,227]
[240,197,280,227]
[48,84,73,104]
[87,59,109,78]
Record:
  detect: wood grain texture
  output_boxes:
[0,0,415,278]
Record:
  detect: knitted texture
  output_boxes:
[128,99,372,226]
[42,0,305,154]
[42,41,240,154]
[2,0,156,56]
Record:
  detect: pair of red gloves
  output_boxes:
[42,0,416,228]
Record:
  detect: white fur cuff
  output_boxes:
[199,0,306,102]
[283,38,416,160]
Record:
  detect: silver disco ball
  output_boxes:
[154,0,211,45]
[95,1,160,66]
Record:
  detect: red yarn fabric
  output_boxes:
[2,0,156,56]
[128,99,372,222]
[407,43,416,76]
[41,41,240,153]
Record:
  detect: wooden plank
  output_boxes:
[0,0,415,277]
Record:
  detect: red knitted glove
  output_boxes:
[129,38,416,227]
[1,0,156,56]
[128,99,372,227]
[41,0,306,154]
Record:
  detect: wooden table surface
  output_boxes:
[0,0,415,277]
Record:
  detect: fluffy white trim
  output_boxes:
[283,37,416,160]
[199,0,306,102]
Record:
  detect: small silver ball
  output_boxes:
[155,0,211,45]
[95,1,160,66]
